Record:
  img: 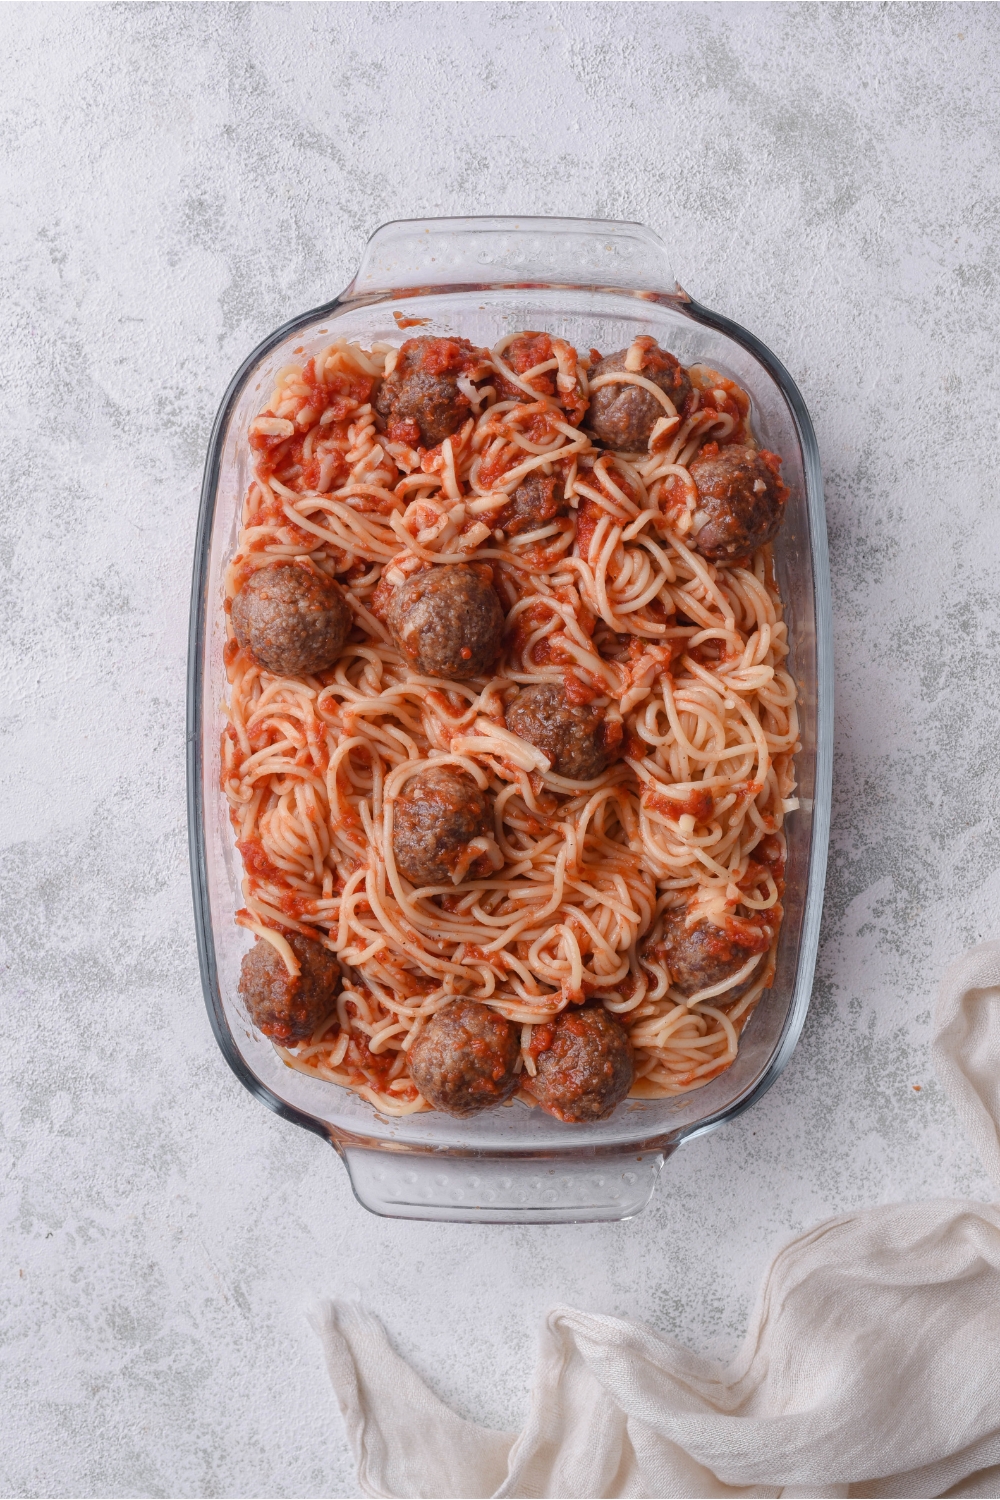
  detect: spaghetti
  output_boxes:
[221,329,799,1119]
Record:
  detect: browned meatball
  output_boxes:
[524,1007,634,1123]
[392,766,491,887]
[656,909,769,999]
[374,336,483,448]
[687,445,787,560]
[231,562,351,677]
[497,474,568,537]
[386,563,504,680]
[238,934,340,1044]
[588,341,692,451]
[506,683,609,780]
[408,999,520,1115]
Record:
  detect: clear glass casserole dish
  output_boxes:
[187,216,832,1223]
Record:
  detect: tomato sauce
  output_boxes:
[574,498,605,561]
[598,716,624,758]
[388,417,421,447]
[404,336,479,378]
[494,332,556,400]
[249,363,374,487]
[646,787,715,823]
[758,448,790,506]
[623,727,647,761]
[393,311,431,330]
[343,1033,397,1085]
[507,599,557,657]
[563,672,600,707]
[691,369,751,445]
[713,914,773,955]
[475,447,518,490]
[527,1023,555,1059]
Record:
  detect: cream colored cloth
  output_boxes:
[314,941,1000,1499]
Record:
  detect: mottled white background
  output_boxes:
[3,4,999,1496]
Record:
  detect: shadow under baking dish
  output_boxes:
[187,216,832,1223]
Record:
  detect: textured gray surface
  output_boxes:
[2,3,999,1496]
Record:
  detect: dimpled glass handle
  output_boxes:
[340,1144,669,1223]
[343,215,680,301]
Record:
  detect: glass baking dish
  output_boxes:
[187,216,832,1223]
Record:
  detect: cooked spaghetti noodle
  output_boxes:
[221,330,799,1118]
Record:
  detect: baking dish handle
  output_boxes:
[338,1144,669,1224]
[342,215,681,302]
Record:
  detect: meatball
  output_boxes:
[588,341,692,451]
[506,683,610,781]
[386,563,504,680]
[374,336,482,448]
[238,933,340,1045]
[687,445,787,560]
[497,474,568,537]
[231,562,351,677]
[391,766,491,887]
[657,909,767,999]
[408,999,520,1115]
[524,1007,634,1123]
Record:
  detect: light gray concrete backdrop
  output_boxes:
[3,4,999,1495]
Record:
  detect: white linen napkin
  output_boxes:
[314,941,1000,1499]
